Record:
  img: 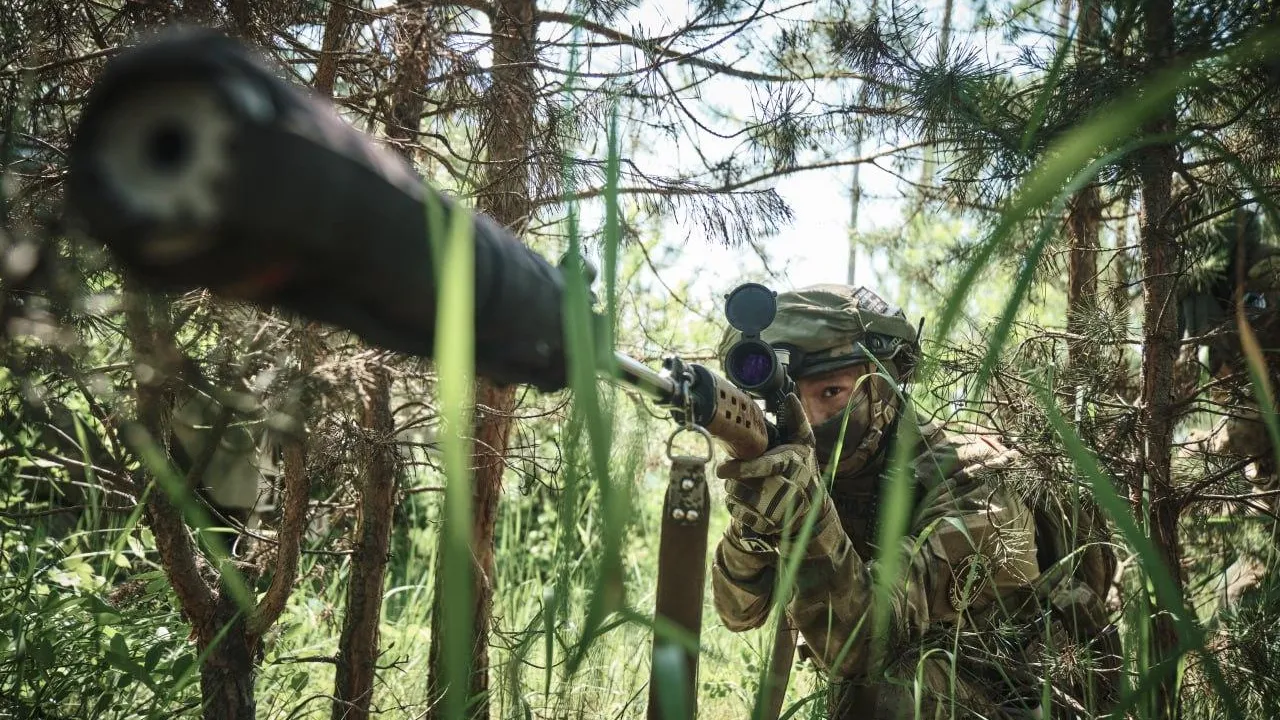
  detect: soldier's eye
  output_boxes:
[822,386,845,400]
[1245,291,1268,310]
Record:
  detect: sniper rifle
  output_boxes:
[63,27,801,720]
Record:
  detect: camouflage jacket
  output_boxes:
[711,419,1119,715]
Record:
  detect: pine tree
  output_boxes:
[818,0,1280,717]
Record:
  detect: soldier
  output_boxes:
[1183,235,1280,484]
[710,284,1120,719]
[1179,214,1280,604]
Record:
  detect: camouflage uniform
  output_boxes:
[711,285,1120,719]
[1196,247,1280,493]
[1181,235,1280,604]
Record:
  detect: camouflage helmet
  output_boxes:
[717,284,921,381]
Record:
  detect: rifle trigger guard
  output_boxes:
[666,423,713,465]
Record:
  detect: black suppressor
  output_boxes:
[66,27,569,391]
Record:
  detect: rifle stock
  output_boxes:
[612,352,771,459]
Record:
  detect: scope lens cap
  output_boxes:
[724,282,777,335]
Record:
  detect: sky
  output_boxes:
[596,0,974,301]
[597,0,1047,326]
[367,0,1014,313]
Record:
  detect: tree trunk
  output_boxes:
[127,279,312,720]
[246,328,317,639]
[917,0,952,194]
[847,162,860,285]
[847,0,879,286]
[228,0,253,38]
[332,369,399,720]
[124,287,259,720]
[313,0,351,98]
[328,3,416,715]
[299,6,401,718]
[1066,182,1101,362]
[1066,0,1103,370]
[426,1,538,717]
[1136,0,1182,715]
[427,386,518,719]
[201,580,259,719]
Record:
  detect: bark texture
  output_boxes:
[426,1,538,717]
[330,4,418,717]
[124,286,258,720]
[1136,0,1184,715]
[313,0,352,98]
[332,369,399,720]
[201,581,258,719]
[1066,0,1103,370]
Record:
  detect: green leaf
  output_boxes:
[32,636,55,668]
[145,576,170,597]
[428,176,478,720]
[108,632,131,664]
[289,671,309,692]
[93,611,123,627]
[44,593,85,615]
[170,653,194,685]
[144,643,166,673]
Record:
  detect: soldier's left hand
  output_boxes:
[717,393,826,541]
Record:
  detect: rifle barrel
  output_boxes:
[65,28,570,392]
[610,352,679,405]
[65,28,715,417]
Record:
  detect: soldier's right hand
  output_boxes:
[717,394,826,542]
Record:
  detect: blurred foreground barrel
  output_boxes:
[66,27,570,391]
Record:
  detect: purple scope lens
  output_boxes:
[732,349,774,387]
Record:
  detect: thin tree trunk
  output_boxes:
[305,5,403,718]
[313,0,352,98]
[917,0,952,194]
[847,161,860,285]
[426,1,538,717]
[247,336,316,637]
[124,287,257,720]
[202,582,258,718]
[1066,0,1102,370]
[332,368,399,720]
[228,0,252,38]
[1136,0,1182,715]
[428,388,519,719]
[241,4,333,702]
[847,0,880,285]
[1066,186,1101,349]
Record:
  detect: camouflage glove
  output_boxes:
[712,394,854,631]
[717,393,828,549]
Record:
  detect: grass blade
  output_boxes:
[430,192,478,720]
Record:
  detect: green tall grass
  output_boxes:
[411,22,1280,720]
[429,192,479,720]
[13,12,1280,720]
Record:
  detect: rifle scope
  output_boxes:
[723,283,793,403]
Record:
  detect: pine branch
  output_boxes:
[553,141,931,203]
[430,0,879,84]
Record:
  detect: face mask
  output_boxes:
[810,372,899,478]
[812,390,868,467]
